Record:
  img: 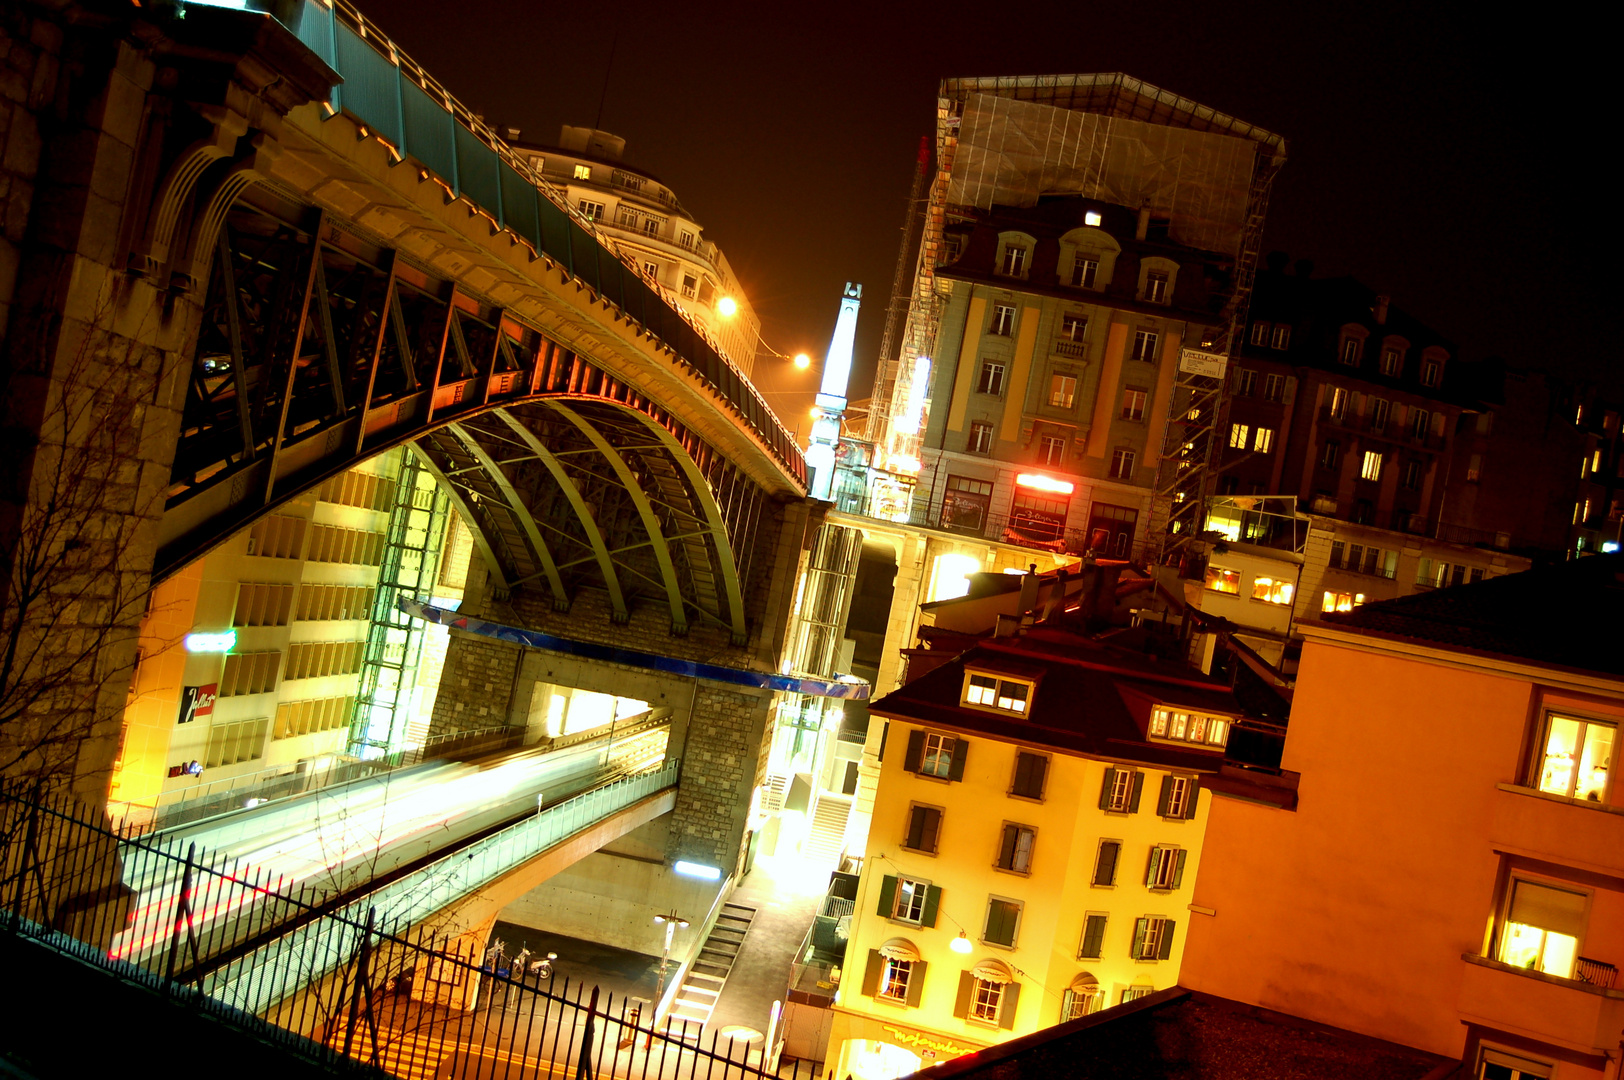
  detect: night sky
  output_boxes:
[377,1,1613,429]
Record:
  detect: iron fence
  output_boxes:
[1,781,806,1079]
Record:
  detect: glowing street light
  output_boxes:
[793,352,811,370]
[716,295,738,318]
[951,931,973,954]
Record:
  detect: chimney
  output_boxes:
[1373,295,1390,325]
[1136,207,1151,240]
[1018,563,1039,614]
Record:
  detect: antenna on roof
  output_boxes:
[593,30,619,132]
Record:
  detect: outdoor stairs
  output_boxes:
[803,794,851,866]
[668,902,755,1037]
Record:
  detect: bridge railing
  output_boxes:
[282,0,805,488]
[1,775,808,1079]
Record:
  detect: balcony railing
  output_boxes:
[1054,338,1088,359]
[1578,956,1619,989]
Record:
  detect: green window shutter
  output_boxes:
[1156,775,1173,816]
[1172,849,1188,889]
[1131,917,1149,959]
[1061,989,1077,1022]
[1031,754,1048,797]
[922,885,942,928]
[1081,914,1107,959]
[877,875,898,918]
[998,981,1021,1030]
[1129,771,1145,812]
[1185,777,1202,819]
[905,961,927,1007]
[1097,767,1117,809]
[953,971,974,1018]
[905,808,922,850]
[904,729,925,773]
[1158,919,1177,960]
[948,737,968,782]
[922,808,941,852]
[998,825,1018,869]
[1145,845,1162,887]
[861,949,882,996]
[1094,840,1119,886]
[1012,752,1032,795]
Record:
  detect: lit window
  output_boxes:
[1535,714,1615,802]
[996,823,1036,873]
[1084,210,1102,227]
[1145,271,1169,304]
[1072,257,1099,288]
[1203,567,1241,594]
[969,977,1005,1023]
[1321,591,1366,613]
[1122,389,1148,422]
[996,681,1030,713]
[976,361,1006,395]
[1361,451,1383,481]
[573,163,593,180]
[1253,427,1275,453]
[577,199,605,221]
[1131,916,1175,961]
[1498,878,1584,979]
[1250,322,1270,346]
[966,674,998,707]
[968,421,994,454]
[890,876,932,923]
[876,956,915,1001]
[1251,577,1293,605]
[1228,424,1250,449]
[1271,324,1291,350]
[1145,845,1186,890]
[990,305,1016,337]
[1329,386,1349,419]
[1000,245,1028,277]
[1050,374,1078,408]
[1593,449,1604,474]
[1110,449,1136,479]
[1131,330,1159,362]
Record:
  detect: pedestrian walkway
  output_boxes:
[492,921,662,1003]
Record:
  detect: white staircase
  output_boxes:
[667,902,755,1036]
[803,794,851,866]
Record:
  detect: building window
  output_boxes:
[990,304,1016,337]
[1144,271,1169,304]
[1050,373,1078,408]
[1479,1048,1554,1080]
[1249,322,1270,346]
[1120,985,1155,1003]
[1160,774,1199,818]
[680,231,696,250]
[1000,245,1028,277]
[1421,360,1441,387]
[921,732,957,777]
[1203,566,1241,594]
[969,976,1005,1023]
[1361,451,1383,481]
[1071,257,1098,289]
[1099,766,1142,813]
[204,717,270,768]
[1131,330,1159,362]
[1150,709,1229,748]
[642,261,659,280]
[965,674,1030,715]
[976,361,1006,395]
[1122,389,1148,422]
[681,273,698,299]
[1322,440,1340,470]
[1253,427,1275,453]
[571,163,593,180]
[1062,974,1103,1019]
[1329,386,1349,419]
[1340,337,1362,365]
[578,199,604,221]
[1498,878,1585,978]
[1131,916,1176,961]
[1271,324,1291,350]
[1321,590,1366,613]
[941,475,993,532]
[1092,839,1122,885]
[1010,751,1048,800]
[881,875,936,925]
[1329,540,1345,569]
[1262,373,1286,402]
[983,897,1023,948]
[1402,460,1423,490]
[968,421,994,455]
[1145,845,1188,890]
[1369,398,1390,431]
[1110,449,1136,479]
[643,217,662,236]
[1060,314,1088,342]
[1235,369,1257,397]
[995,824,1036,873]
[876,956,916,1002]
[616,205,639,228]
[1010,490,1067,542]
[1251,576,1293,605]
[1534,714,1615,802]
[1381,346,1403,376]
[903,804,943,853]
[1412,408,1431,440]
[1039,434,1067,466]
[1078,915,1108,960]
[1228,423,1250,449]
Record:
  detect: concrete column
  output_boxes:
[412,911,497,1012]
[669,682,773,873]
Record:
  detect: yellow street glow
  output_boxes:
[793,353,811,369]
[717,296,738,317]
[1016,472,1076,495]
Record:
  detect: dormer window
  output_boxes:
[1149,707,1231,748]
[1000,245,1028,277]
[996,232,1035,280]
[1084,211,1102,227]
[1138,258,1178,305]
[964,671,1033,715]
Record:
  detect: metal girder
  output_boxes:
[446,421,568,610]
[543,402,688,635]
[621,411,748,645]
[490,409,629,623]
[410,446,510,593]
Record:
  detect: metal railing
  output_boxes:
[1,779,806,1079]
[1577,956,1618,989]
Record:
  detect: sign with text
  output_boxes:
[1178,348,1229,378]
[177,683,217,725]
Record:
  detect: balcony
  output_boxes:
[1053,338,1088,359]
[1459,953,1624,1054]
[1490,783,1624,877]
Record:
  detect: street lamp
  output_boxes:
[716,295,738,318]
[651,909,691,1034]
[793,352,811,369]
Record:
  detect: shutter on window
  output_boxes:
[1131,918,1149,959]
[904,730,925,773]
[1097,767,1117,809]
[953,971,974,1019]
[1129,771,1145,812]
[998,982,1021,1030]
[1158,920,1177,960]
[905,961,927,1007]
[1012,752,1032,795]
[1145,845,1162,887]
[948,738,968,782]
[905,808,923,850]
[1061,989,1077,1023]
[1031,754,1048,797]
[1094,841,1119,886]
[1172,849,1188,889]
[1185,777,1202,820]
[998,825,1018,869]
[922,885,942,928]
[1081,914,1107,959]
[1156,775,1173,816]
[922,808,942,852]
[876,875,897,918]
[861,949,882,996]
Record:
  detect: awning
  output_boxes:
[878,938,921,962]
[971,959,1015,984]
